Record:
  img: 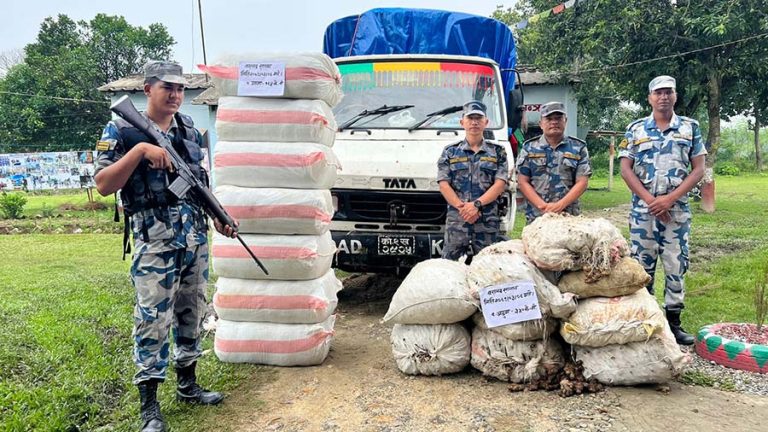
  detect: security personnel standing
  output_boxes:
[516,101,592,224]
[94,61,236,432]
[437,101,509,261]
[619,75,706,345]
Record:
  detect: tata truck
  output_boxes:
[323,8,524,274]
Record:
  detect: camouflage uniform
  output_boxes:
[437,139,509,260]
[96,114,209,384]
[516,135,592,223]
[619,114,707,311]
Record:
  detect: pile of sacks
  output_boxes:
[385,213,690,387]
[205,53,343,366]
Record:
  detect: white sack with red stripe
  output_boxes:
[216,97,337,146]
[214,269,341,323]
[198,53,342,107]
[213,141,339,189]
[214,315,335,365]
[215,185,333,235]
[212,232,336,280]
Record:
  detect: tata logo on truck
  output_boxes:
[383,178,417,189]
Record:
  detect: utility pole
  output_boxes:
[198,0,208,82]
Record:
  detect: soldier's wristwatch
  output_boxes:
[473,200,483,210]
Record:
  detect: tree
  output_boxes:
[0,14,175,152]
[493,0,768,167]
[0,49,25,77]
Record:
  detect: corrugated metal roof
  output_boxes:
[191,86,219,106]
[97,73,213,92]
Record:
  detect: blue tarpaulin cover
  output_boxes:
[323,8,517,94]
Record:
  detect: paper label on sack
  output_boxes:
[479,280,542,328]
[238,62,285,96]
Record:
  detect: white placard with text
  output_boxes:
[479,280,542,328]
[237,62,285,96]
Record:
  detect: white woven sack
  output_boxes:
[477,239,526,256]
[575,324,691,385]
[467,252,576,319]
[522,213,630,282]
[560,289,666,347]
[214,316,335,366]
[213,141,339,189]
[214,269,341,323]
[216,97,337,146]
[215,185,333,235]
[558,257,651,298]
[470,326,565,383]
[390,324,471,375]
[383,259,477,324]
[471,311,557,341]
[212,232,335,280]
[199,52,342,107]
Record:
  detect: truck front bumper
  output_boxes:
[331,230,444,274]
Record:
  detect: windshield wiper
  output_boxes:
[408,105,464,131]
[338,104,414,131]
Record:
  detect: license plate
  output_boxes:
[377,235,415,256]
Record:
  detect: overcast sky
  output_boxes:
[2,0,517,73]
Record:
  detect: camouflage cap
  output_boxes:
[144,60,188,86]
[648,75,676,92]
[463,100,487,117]
[540,101,566,117]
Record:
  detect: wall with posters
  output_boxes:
[0,151,96,191]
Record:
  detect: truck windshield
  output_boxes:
[334,61,503,130]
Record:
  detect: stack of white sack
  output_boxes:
[385,259,476,375]
[209,52,342,366]
[466,240,569,382]
[556,258,690,385]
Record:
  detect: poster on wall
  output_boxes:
[0,151,96,191]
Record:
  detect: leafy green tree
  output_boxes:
[493,0,768,167]
[0,14,175,152]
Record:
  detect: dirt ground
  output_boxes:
[212,274,768,432]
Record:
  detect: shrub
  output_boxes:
[0,192,28,219]
[715,162,740,176]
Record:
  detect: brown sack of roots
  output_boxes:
[558,257,651,298]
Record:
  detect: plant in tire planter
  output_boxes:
[695,271,768,374]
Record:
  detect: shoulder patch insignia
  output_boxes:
[619,138,629,149]
[96,140,111,151]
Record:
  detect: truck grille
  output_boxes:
[334,189,447,224]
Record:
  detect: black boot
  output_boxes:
[137,380,166,432]
[666,308,695,345]
[176,362,225,405]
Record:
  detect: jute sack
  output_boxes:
[574,324,691,385]
[213,141,339,190]
[215,185,333,235]
[212,232,335,280]
[199,52,342,107]
[216,97,337,146]
[470,326,565,383]
[558,257,651,298]
[522,213,630,282]
[560,289,666,347]
[214,316,335,366]
[390,324,471,375]
[213,269,341,323]
[467,252,576,319]
[384,259,477,324]
[471,311,557,342]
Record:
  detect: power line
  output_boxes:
[577,32,768,74]
[0,91,109,104]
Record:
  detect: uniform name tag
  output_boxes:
[634,137,652,145]
[563,152,581,160]
[528,153,546,159]
[449,157,469,164]
[95,140,111,151]
[479,156,498,163]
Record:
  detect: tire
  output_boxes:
[694,323,768,374]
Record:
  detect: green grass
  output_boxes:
[0,234,273,431]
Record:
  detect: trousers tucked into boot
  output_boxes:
[176,362,225,405]
[665,308,695,345]
[138,380,166,432]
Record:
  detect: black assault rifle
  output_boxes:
[110,95,268,275]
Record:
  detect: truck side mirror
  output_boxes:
[507,70,524,130]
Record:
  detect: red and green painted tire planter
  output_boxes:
[695,323,768,374]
